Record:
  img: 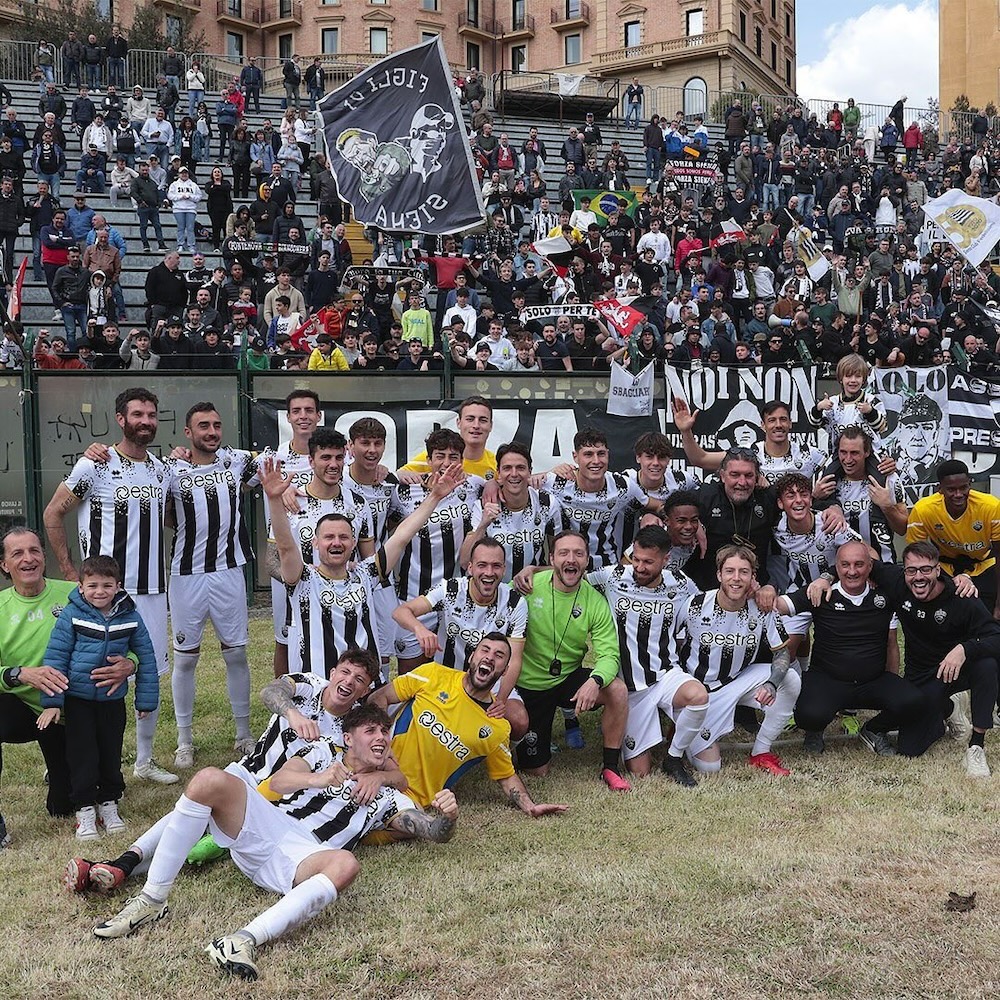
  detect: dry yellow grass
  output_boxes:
[1,617,998,1000]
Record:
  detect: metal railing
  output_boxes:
[494,70,619,125]
[260,0,302,24]
[216,0,263,23]
[551,1,589,24]
[458,11,503,34]
[595,28,726,67]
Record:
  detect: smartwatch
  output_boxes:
[590,673,605,689]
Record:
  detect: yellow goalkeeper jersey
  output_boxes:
[906,490,1000,577]
[390,661,513,807]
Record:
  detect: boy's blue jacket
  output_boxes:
[41,587,158,712]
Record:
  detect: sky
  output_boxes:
[795,1,939,108]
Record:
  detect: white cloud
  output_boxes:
[797,2,938,112]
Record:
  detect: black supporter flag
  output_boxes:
[317,38,486,235]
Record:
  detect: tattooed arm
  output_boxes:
[497,774,569,818]
[42,483,82,582]
[387,790,459,843]
[260,675,320,740]
[756,643,792,708]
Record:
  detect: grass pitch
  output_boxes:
[1,616,998,1000]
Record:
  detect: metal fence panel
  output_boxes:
[0,375,28,538]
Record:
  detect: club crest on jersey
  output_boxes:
[571,605,583,618]
[753,505,764,517]
[175,632,186,645]
[973,521,984,531]
[934,609,946,623]
[700,728,712,740]
[50,604,64,617]
[873,594,886,608]
[479,725,492,739]
[902,600,912,610]
[437,691,448,703]
[624,736,635,750]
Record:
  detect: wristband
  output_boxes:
[590,673,605,689]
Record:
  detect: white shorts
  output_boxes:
[271,576,289,646]
[623,668,692,761]
[169,567,249,651]
[687,662,778,757]
[372,582,400,664]
[133,592,169,676]
[210,763,327,895]
[782,610,812,637]
[392,609,440,661]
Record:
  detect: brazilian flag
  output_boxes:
[572,190,640,226]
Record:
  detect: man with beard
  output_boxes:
[43,388,177,784]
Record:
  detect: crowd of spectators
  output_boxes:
[2,41,1000,376]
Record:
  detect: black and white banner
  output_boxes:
[251,397,658,473]
[870,367,951,503]
[318,39,486,234]
[945,366,1000,479]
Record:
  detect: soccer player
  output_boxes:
[516,531,632,790]
[369,633,568,818]
[458,442,563,582]
[392,537,529,737]
[262,389,323,677]
[43,387,177,784]
[906,459,1000,617]
[588,525,708,786]
[399,395,497,479]
[91,704,458,982]
[390,428,483,673]
[675,545,800,776]
[165,403,259,769]
[263,455,464,676]
[542,428,660,571]
[673,398,827,485]
[345,417,400,545]
[776,540,927,756]
[814,426,908,564]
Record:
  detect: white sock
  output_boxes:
[171,650,199,745]
[241,873,338,946]
[142,795,212,902]
[222,646,252,740]
[135,708,159,765]
[131,813,172,867]
[667,703,708,757]
[687,752,721,773]
[752,667,803,757]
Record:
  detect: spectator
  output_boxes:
[155,74,180,128]
[66,192,94,240]
[104,25,127,91]
[51,245,91,348]
[36,40,56,90]
[2,109,27,158]
[282,53,302,110]
[130,161,167,252]
[167,165,203,254]
[33,332,87,369]
[185,60,206,119]
[140,108,173,164]
[153,317,195,369]
[126,86,151,134]
[76,144,107,193]
[624,77,644,129]
[82,33,105,92]
[69,86,96,143]
[263,162,295,209]
[144,250,188,330]
[24,179,59,283]
[160,46,183,93]
[61,31,84,90]
[214,90,238,161]
[560,127,585,170]
[0,175,23,284]
[119,328,160,370]
[462,68,486,108]
[204,166,233,251]
[304,57,326,111]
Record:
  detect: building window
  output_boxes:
[739,11,746,42]
[370,27,389,54]
[566,0,581,17]
[320,0,341,5]
[785,9,792,36]
[94,0,110,16]
[278,33,293,59]
[226,0,243,15]
[624,20,641,48]
[683,76,707,116]
[685,9,704,36]
[279,0,294,16]
[421,0,438,8]
[225,31,244,58]
[512,0,526,29]
[755,26,762,57]
[564,32,581,64]
[166,16,184,45]
[322,27,339,52]
[510,43,526,73]
[370,0,388,5]
[466,41,480,69]
[785,58,792,87]
[770,42,777,69]
[771,0,776,18]
[420,30,439,43]
[467,0,479,26]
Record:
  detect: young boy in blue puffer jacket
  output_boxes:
[38,555,158,841]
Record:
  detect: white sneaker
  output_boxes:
[93,892,169,939]
[207,933,259,980]
[233,737,257,759]
[75,806,100,841]
[947,691,973,742]
[133,759,179,784]
[52,309,62,321]
[97,800,126,834]
[174,744,195,769]
[965,744,991,778]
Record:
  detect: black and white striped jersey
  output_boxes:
[756,440,827,486]
[772,513,863,591]
[167,448,257,576]
[287,554,387,675]
[834,475,904,563]
[620,468,700,547]
[256,442,314,540]
[544,471,649,569]
[469,488,563,581]
[390,479,482,601]
[278,737,414,849]
[239,672,345,779]
[588,564,699,692]
[345,466,400,544]
[423,577,528,670]
[286,487,374,566]
[675,590,788,691]
[64,448,169,596]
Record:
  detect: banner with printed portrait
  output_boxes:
[870,366,952,503]
[318,38,486,234]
